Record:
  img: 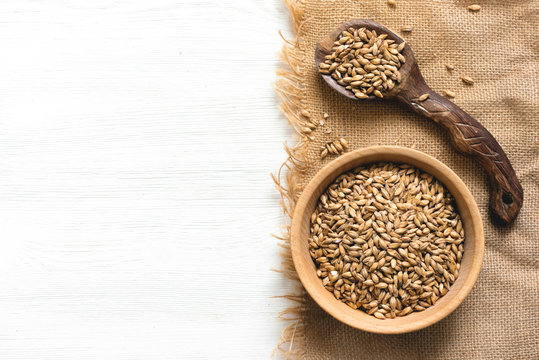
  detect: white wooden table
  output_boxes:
[0,1,295,358]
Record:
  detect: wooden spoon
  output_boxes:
[315,19,523,224]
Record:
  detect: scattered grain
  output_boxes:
[418,93,430,101]
[320,148,328,159]
[401,26,413,33]
[445,64,454,71]
[468,4,481,12]
[387,0,396,7]
[461,76,474,85]
[444,90,456,98]
[321,138,350,158]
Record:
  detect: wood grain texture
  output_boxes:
[315,19,523,224]
[0,0,295,358]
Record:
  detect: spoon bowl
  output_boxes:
[315,19,414,101]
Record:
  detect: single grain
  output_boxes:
[461,76,474,85]
[444,90,456,98]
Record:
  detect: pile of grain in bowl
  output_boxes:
[309,162,464,319]
[318,27,405,99]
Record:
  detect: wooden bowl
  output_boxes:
[290,146,484,334]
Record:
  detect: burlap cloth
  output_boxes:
[274,0,539,358]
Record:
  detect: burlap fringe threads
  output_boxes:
[272,0,309,358]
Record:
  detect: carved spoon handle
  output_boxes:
[395,77,523,224]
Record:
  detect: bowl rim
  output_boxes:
[290,146,484,334]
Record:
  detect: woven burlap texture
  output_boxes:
[274,0,539,359]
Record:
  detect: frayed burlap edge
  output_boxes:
[271,0,310,359]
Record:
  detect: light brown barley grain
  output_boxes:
[444,90,456,98]
[461,76,474,85]
[320,148,328,159]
